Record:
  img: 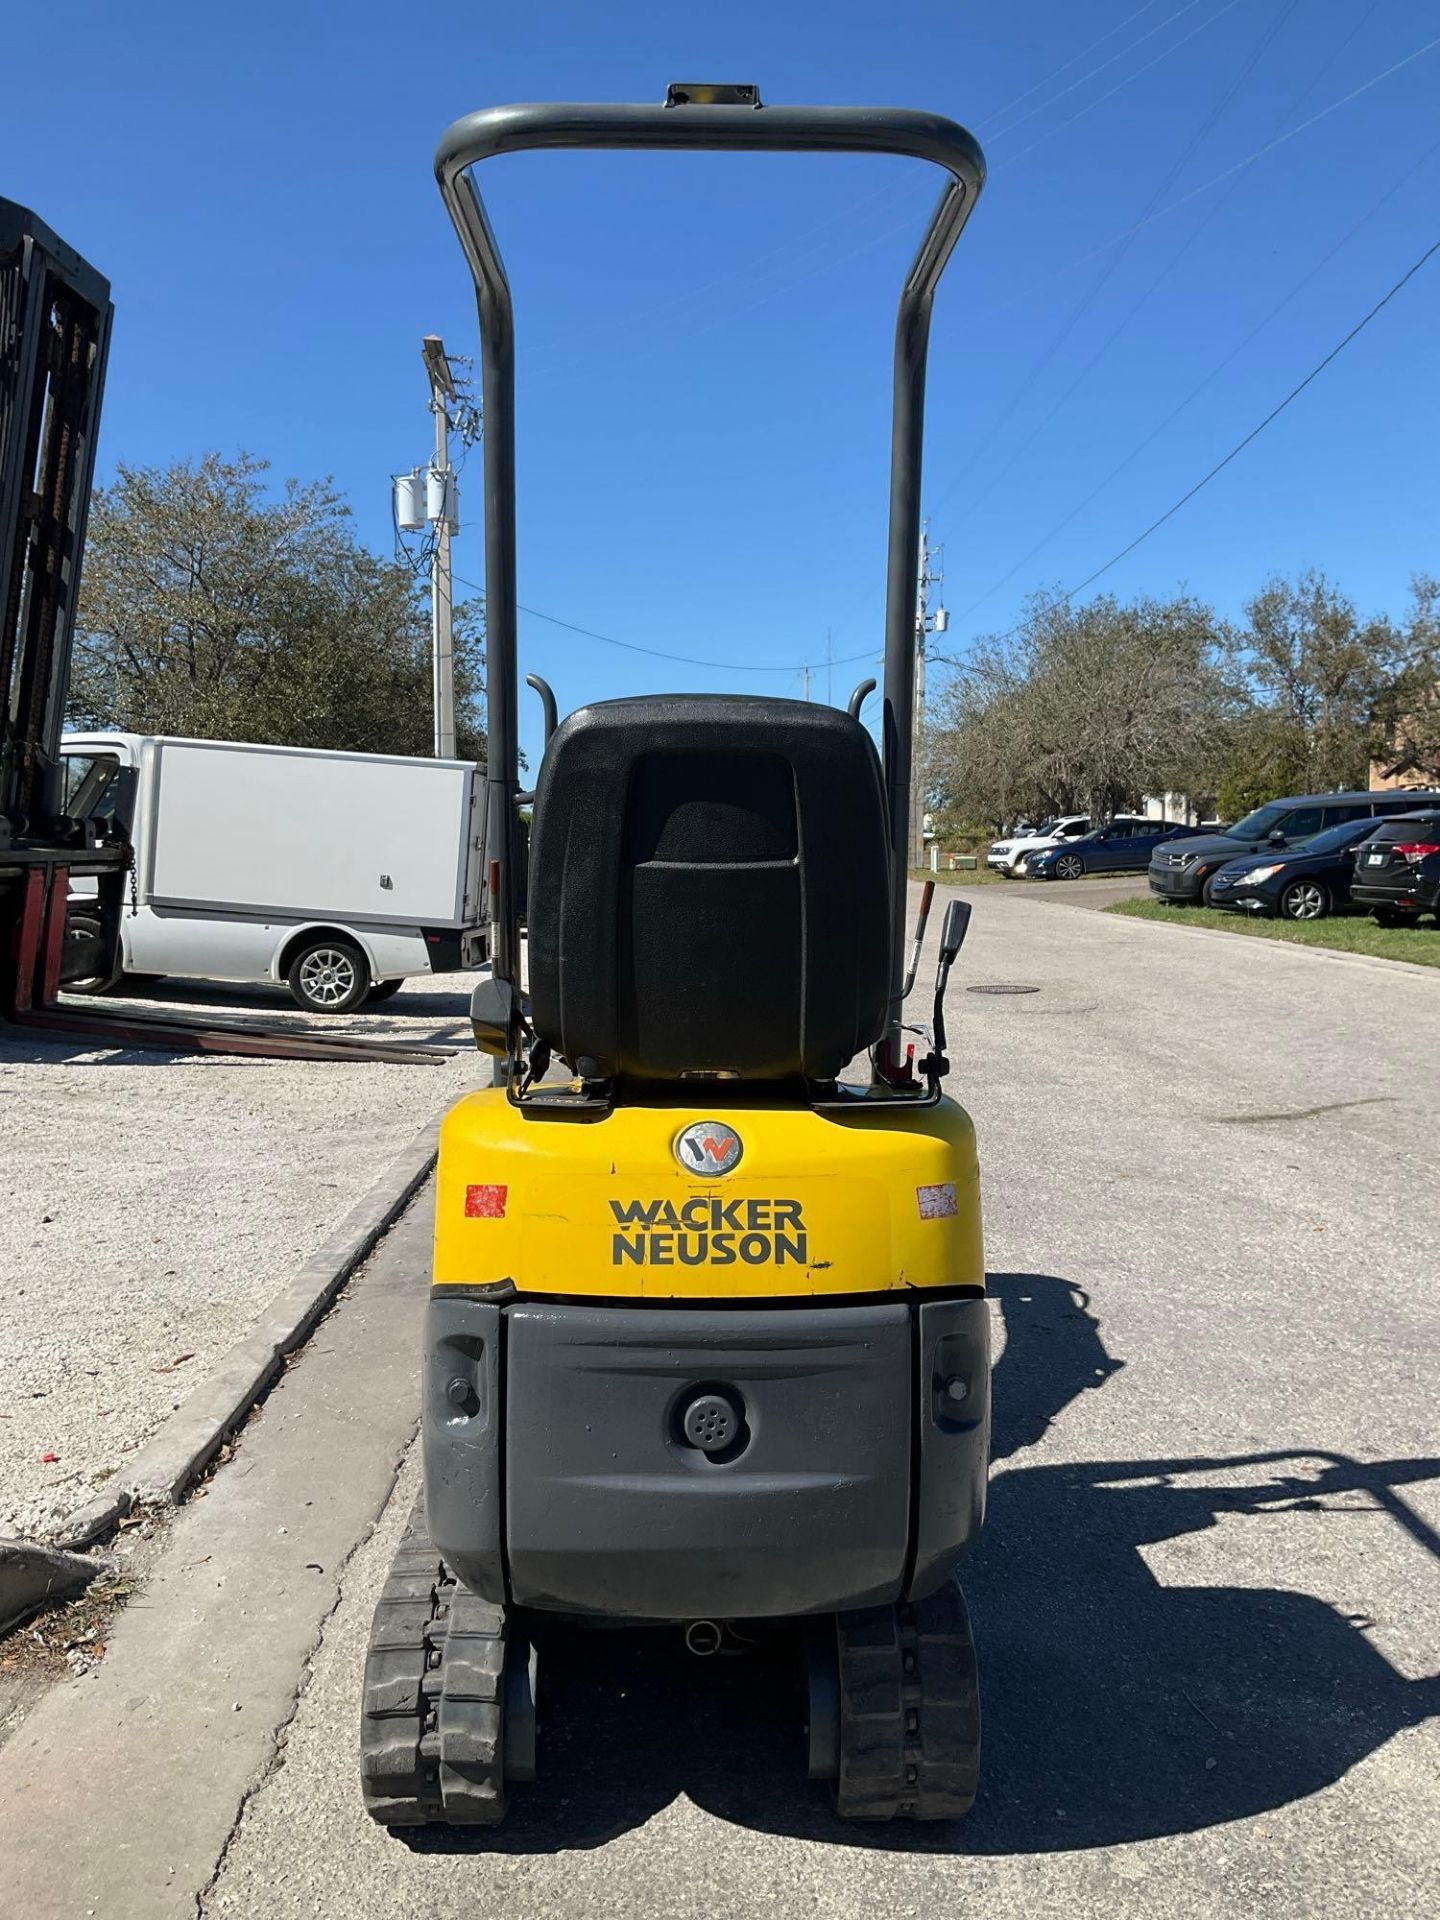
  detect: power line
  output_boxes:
[450,567,879,675]
[447,29,1440,685]
[981,0,1168,135]
[999,0,1247,170]
[916,25,1440,524]
[848,30,1440,358]
[519,1,1192,382]
[684,0,1244,359]
[702,16,1433,622]
[731,0,1248,340]
[999,33,1440,300]
[938,228,1440,663]
[1062,231,1440,601]
[522,3,1247,394]
[936,226,1440,668]
[938,0,1295,509]
[952,136,1440,624]
[455,181,1439,688]
[1278,0,1381,129]
[595,24,1440,407]
[965,0,1325,491]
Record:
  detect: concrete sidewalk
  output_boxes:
[0,1193,431,1919]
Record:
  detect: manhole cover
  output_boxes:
[966,983,1041,996]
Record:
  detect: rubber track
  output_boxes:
[835,1577,980,1820]
[359,1497,509,1827]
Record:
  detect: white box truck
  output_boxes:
[60,733,488,1012]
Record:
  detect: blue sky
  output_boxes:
[6,0,1438,767]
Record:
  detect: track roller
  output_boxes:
[359,1498,530,1827]
[808,1576,980,1820]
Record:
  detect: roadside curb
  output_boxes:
[0,1538,102,1636]
[51,1117,441,1551]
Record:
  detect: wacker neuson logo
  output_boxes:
[610,1197,808,1266]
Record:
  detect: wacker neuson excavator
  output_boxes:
[361,84,990,1826]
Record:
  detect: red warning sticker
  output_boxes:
[916,1182,958,1220]
[465,1183,508,1219]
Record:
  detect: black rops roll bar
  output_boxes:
[434,85,986,1045]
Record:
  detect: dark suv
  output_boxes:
[1349,810,1440,926]
[1148,790,1440,907]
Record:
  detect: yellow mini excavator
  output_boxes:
[361,82,990,1826]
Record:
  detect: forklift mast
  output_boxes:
[1,198,112,845]
[0,198,127,1010]
[433,87,986,1053]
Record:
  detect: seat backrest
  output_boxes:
[527,695,891,1082]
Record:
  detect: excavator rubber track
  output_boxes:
[359,1499,511,1827]
[832,1579,981,1821]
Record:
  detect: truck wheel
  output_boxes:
[366,980,406,1004]
[287,937,370,1014]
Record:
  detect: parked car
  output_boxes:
[1205,816,1413,920]
[1027,819,1198,880]
[1349,809,1440,926]
[987,815,1089,876]
[1148,788,1440,907]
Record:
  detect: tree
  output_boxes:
[1227,571,1400,795]
[69,453,485,761]
[1213,711,1311,821]
[927,589,1235,829]
[1375,574,1440,784]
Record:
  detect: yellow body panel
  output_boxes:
[433,1090,984,1300]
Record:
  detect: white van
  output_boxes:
[61,733,489,1012]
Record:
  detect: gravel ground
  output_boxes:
[0,971,486,1539]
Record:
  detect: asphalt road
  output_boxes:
[1004,871,1150,911]
[2,887,1437,1918]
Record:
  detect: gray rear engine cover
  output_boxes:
[504,1301,912,1620]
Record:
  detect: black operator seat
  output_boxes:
[526,695,891,1083]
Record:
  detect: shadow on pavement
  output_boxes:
[406,1271,1440,1859]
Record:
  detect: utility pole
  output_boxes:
[422,335,458,759]
[802,663,811,703]
[908,523,947,870]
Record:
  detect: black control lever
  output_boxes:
[920,897,971,1085]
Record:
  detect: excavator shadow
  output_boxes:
[406,1271,1440,1857]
